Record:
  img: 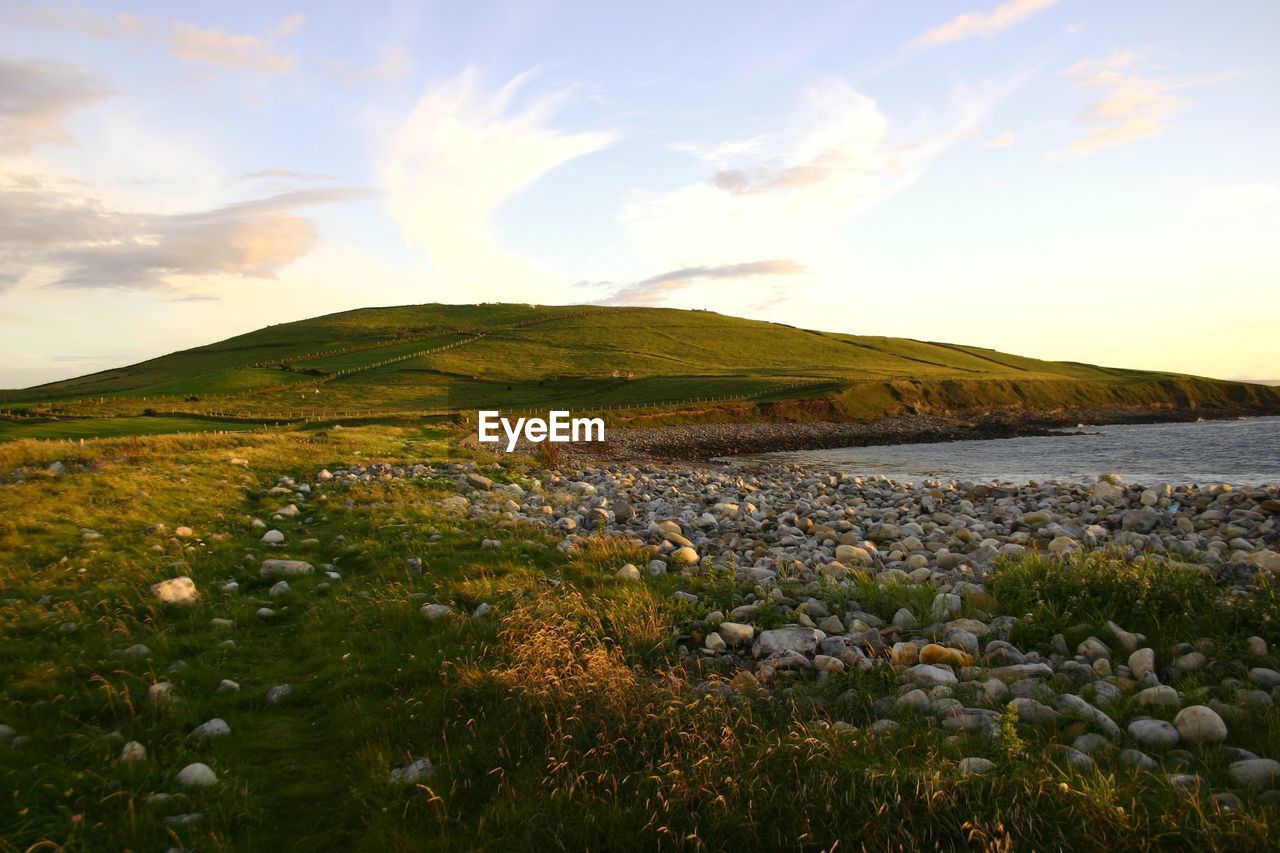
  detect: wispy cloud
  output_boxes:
[0,176,374,292]
[381,68,616,301]
[982,131,1017,148]
[912,0,1059,49]
[597,260,806,306]
[621,76,1004,301]
[1056,49,1238,158]
[241,167,337,182]
[0,57,113,155]
[330,51,411,85]
[22,7,305,73]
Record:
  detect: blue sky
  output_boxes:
[1,0,1277,386]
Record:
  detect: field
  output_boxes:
[3,305,1277,440]
[1,426,1277,849]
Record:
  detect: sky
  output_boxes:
[1,0,1278,387]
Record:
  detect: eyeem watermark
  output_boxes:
[477,410,605,452]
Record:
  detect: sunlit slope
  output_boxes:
[4,303,1277,417]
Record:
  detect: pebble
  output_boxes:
[176,763,217,788]
[190,718,231,738]
[119,741,147,763]
[265,684,293,704]
[1173,705,1228,745]
[1127,719,1180,749]
[389,757,434,785]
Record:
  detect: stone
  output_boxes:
[919,644,971,668]
[671,547,700,566]
[390,757,434,785]
[704,632,726,652]
[119,741,147,763]
[176,763,217,788]
[190,718,231,739]
[959,757,995,775]
[1244,636,1268,657]
[1248,668,1280,689]
[616,564,641,581]
[260,559,314,577]
[268,580,290,598]
[1009,698,1064,727]
[1119,749,1158,771]
[261,529,285,544]
[717,622,754,646]
[906,664,958,688]
[421,604,454,621]
[1056,694,1122,739]
[753,626,823,658]
[465,473,493,490]
[1135,686,1180,707]
[1227,758,1280,790]
[835,544,872,566]
[147,682,174,703]
[1128,648,1156,681]
[1173,705,1227,745]
[266,684,293,704]
[150,576,200,605]
[1128,719,1179,749]
[216,679,240,693]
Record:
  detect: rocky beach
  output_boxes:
[317,455,1280,807]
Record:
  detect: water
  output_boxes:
[734,416,1280,486]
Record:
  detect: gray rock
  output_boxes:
[1127,719,1179,749]
[176,763,217,788]
[1227,758,1280,790]
[390,757,434,785]
[752,626,823,658]
[260,559,314,577]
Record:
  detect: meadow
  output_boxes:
[1,424,1276,850]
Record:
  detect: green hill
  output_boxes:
[2,303,1278,434]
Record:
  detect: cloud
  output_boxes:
[912,0,1059,49]
[982,131,1017,148]
[330,51,411,85]
[0,57,113,155]
[598,259,806,306]
[242,167,337,182]
[0,176,374,292]
[621,76,999,296]
[22,8,304,73]
[1188,183,1279,218]
[1056,50,1237,158]
[381,68,616,302]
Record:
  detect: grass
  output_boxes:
[989,551,1279,653]
[1,427,1277,849]
[4,304,1276,434]
[0,416,268,442]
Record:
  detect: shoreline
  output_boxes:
[540,406,1276,464]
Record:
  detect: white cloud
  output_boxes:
[1188,183,1279,218]
[912,0,1059,49]
[380,68,616,302]
[0,57,112,155]
[1056,49,1238,158]
[22,8,305,73]
[982,131,1017,148]
[618,77,997,307]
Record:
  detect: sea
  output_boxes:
[732,416,1280,487]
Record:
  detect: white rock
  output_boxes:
[150,576,200,605]
[717,622,754,646]
[1173,705,1227,744]
[261,529,285,544]
[176,763,217,788]
[616,564,641,581]
[119,741,147,763]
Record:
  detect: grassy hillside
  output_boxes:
[2,304,1277,436]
